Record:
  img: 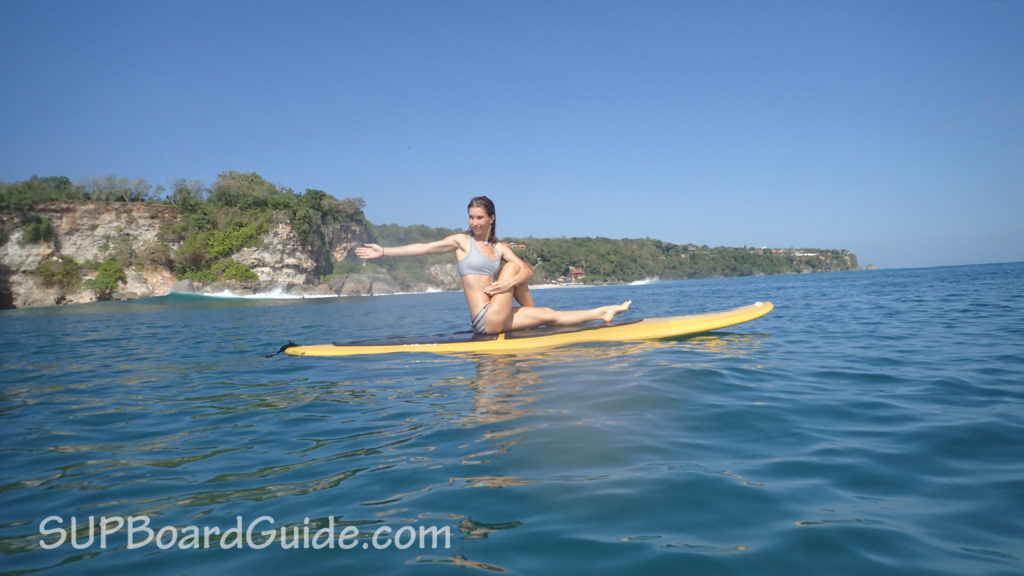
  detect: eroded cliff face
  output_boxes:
[234,216,320,289]
[0,202,387,309]
[0,203,180,308]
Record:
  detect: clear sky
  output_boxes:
[2,0,1021,269]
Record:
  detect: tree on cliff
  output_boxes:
[79,176,161,202]
[1,175,160,209]
[0,176,83,211]
[84,259,127,300]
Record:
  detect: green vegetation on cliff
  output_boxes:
[36,256,83,292]
[161,171,368,282]
[35,255,127,300]
[83,259,128,300]
[508,237,858,282]
[0,175,158,210]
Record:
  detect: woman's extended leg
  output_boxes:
[506,301,631,332]
[485,299,632,334]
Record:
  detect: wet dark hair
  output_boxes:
[467,196,497,244]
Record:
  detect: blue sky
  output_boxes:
[2,0,1021,269]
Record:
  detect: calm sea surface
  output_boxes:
[2,263,1022,575]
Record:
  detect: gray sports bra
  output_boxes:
[457,235,501,278]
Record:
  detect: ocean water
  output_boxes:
[1,263,1022,575]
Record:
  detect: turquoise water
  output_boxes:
[2,263,1022,575]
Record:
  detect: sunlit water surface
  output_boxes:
[2,263,1022,575]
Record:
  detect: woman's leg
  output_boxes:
[486,299,632,334]
[484,259,630,334]
[513,282,534,307]
[505,301,632,332]
[482,263,524,334]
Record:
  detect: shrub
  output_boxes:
[137,241,174,268]
[173,235,210,274]
[207,222,265,259]
[220,260,259,283]
[180,258,258,284]
[22,217,54,244]
[36,256,82,291]
[84,258,126,300]
[99,235,137,268]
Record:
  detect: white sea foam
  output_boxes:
[192,287,337,300]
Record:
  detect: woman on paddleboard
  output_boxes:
[355,196,631,336]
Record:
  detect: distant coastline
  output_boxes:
[1,172,860,309]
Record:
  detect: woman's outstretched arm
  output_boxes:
[355,235,463,259]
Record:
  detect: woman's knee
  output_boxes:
[535,306,556,322]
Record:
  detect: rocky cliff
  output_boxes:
[0,202,426,309]
[1,203,178,308]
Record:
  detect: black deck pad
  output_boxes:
[332,319,644,347]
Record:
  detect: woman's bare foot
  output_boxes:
[601,300,632,323]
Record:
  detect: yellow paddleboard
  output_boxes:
[284,301,773,357]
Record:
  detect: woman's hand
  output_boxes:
[483,280,514,296]
[355,244,383,259]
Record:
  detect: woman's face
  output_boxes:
[468,206,493,238]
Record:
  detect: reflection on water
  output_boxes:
[413,553,508,571]
[672,332,770,357]
[456,331,770,427]
[454,331,769,425]
[460,355,542,427]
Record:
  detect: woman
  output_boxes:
[355,196,631,336]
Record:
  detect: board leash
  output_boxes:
[265,341,299,358]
